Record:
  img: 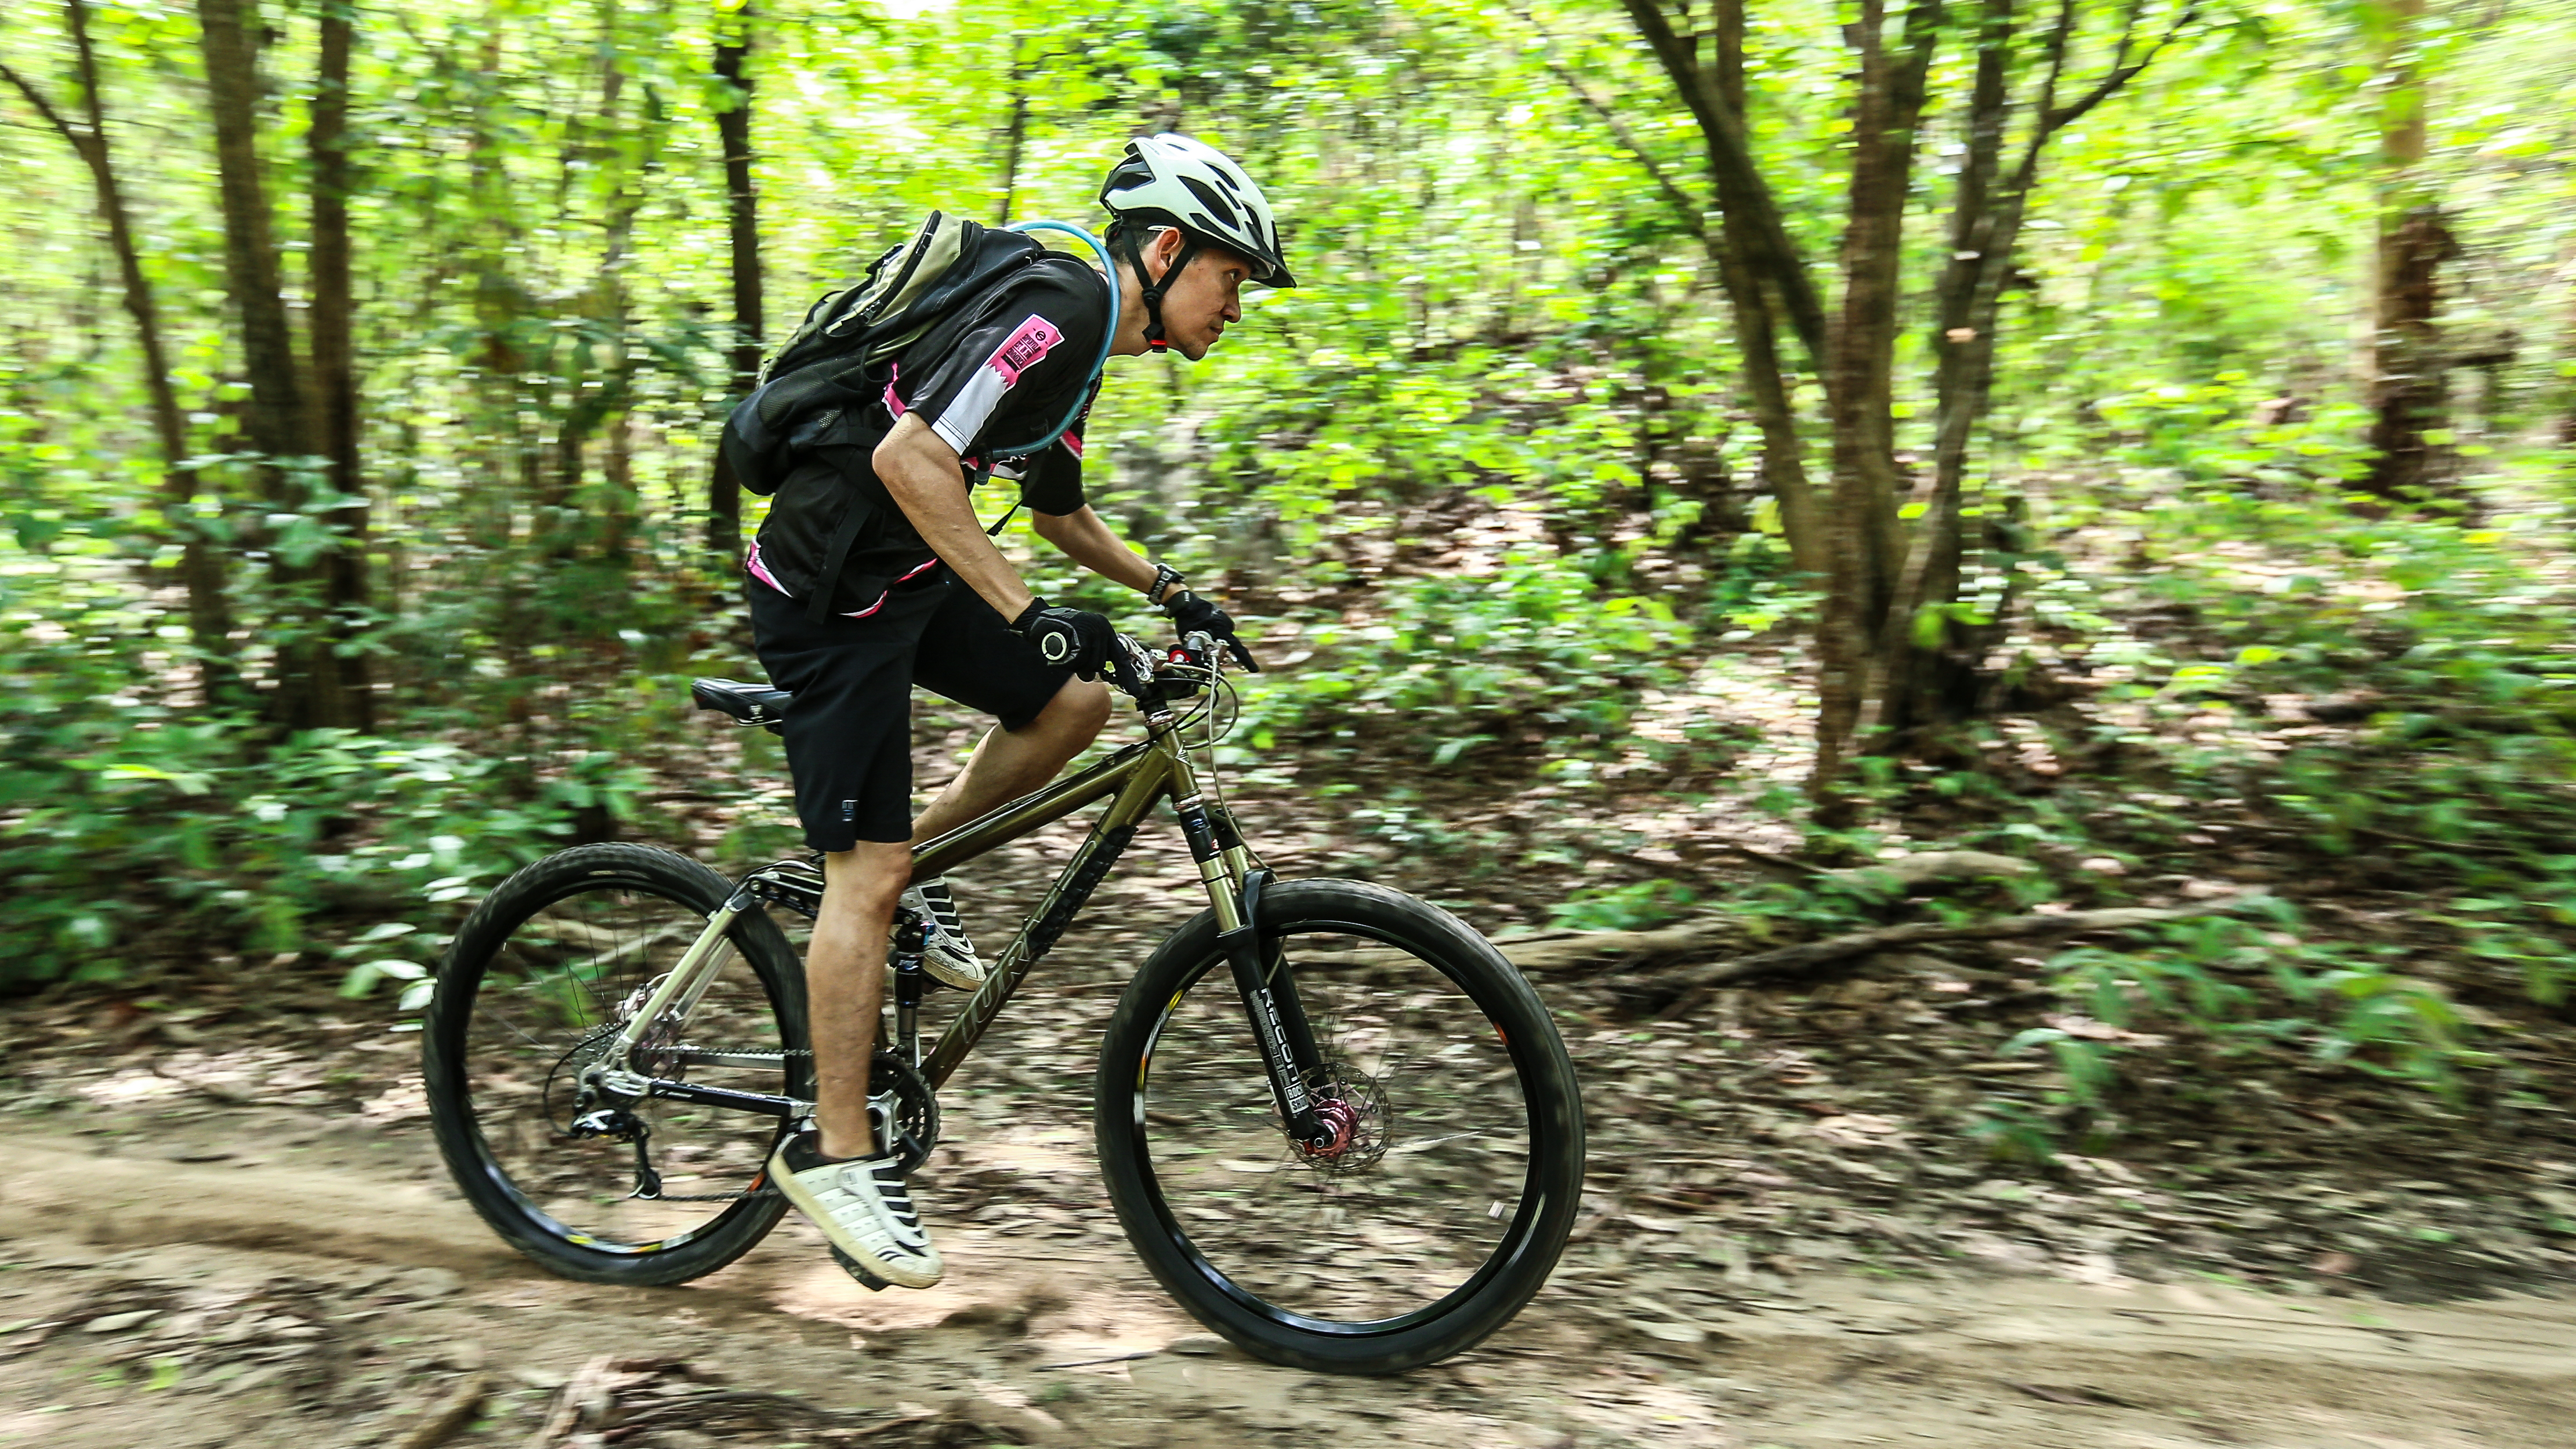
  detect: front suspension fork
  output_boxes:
[1177,796,1331,1147]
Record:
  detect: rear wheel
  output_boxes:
[1095,879,1584,1374]
[423,844,809,1285]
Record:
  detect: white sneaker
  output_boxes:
[898,878,986,990]
[768,1130,943,1289]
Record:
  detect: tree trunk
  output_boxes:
[2561,254,2576,448]
[1886,0,2018,732]
[546,0,645,559]
[458,29,530,554]
[201,0,368,731]
[2365,205,2457,498]
[1615,0,2184,804]
[1887,0,2189,729]
[1711,0,1823,575]
[309,0,372,729]
[1618,0,1828,363]
[197,0,307,476]
[2363,0,2450,500]
[1813,0,1945,803]
[1596,0,1825,570]
[6,4,237,700]
[710,1,760,560]
[994,66,1030,224]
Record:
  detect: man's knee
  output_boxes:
[1039,676,1113,742]
[820,841,911,920]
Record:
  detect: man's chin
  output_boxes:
[1173,338,1214,363]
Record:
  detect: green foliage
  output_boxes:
[0,707,651,988]
[2089,375,2378,490]
[0,579,680,986]
[1548,878,1695,931]
[1230,546,1691,761]
[1967,1099,2061,1167]
[1965,906,2512,1159]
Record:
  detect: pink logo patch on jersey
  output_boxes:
[987,314,1064,385]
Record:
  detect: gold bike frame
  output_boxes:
[602,700,1255,1100]
[912,706,1256,1087]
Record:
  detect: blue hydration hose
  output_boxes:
[1003,219,1120,454]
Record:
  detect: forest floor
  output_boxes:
[6,701,2576,1447]
[2,1113,2571,1449]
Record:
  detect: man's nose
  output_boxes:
[1222,295,1242,323]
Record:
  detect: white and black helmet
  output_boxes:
[1097,133,1295,290]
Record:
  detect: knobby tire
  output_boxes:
[1095,879,1585,1374]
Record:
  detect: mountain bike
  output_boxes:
[421,630,1585,1374]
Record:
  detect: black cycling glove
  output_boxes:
[1162,589,1260,672]
[1009,598,1145,693]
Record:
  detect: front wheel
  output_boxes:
[1095,879,1584,1374]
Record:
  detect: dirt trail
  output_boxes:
[3,1121,2570,1449]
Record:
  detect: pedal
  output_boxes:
[829,1245,892,1292]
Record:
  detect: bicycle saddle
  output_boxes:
[690,677,794,730]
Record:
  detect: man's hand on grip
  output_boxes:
[1010,599,1145,693]
[1162,589,1260,672]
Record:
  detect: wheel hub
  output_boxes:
[1291,1059,1388,1171]
[615,978,690,1078]
[1299,1097,1361,1160]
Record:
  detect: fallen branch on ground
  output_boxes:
[1817,849,2038,890]
[1658,893,2267,993]
[1286,922,1734,977]
[1298,892,2262,985]
[1494,922,1734,973]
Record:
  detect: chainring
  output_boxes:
[871,1049,941,1177]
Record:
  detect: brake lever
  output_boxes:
[1113,633,1159,698]
[1183,629,1263,673]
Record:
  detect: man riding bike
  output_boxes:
[747,135,1294,1289]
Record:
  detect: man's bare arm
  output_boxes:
[1029,505,1180,602]
[872,414,1036,620]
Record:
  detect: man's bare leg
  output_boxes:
[809,841,911,1160]
[809,678,1110,1158]
[776,838,941,1289]
[910,676,1111,843]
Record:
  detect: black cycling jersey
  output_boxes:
[748,262,1109,617]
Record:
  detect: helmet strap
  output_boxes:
[1124,226,1201,353]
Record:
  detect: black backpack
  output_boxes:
[719,213,1107,498]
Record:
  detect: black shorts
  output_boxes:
[747,573,1074,851]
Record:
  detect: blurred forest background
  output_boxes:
[3,0,2575,1171]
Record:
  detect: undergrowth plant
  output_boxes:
[1227,545,1690,764]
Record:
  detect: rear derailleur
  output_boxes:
[566,1095,664,1200]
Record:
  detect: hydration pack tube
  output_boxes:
[999,219,1119,456]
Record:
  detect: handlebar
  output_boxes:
[1110,629,1262,704]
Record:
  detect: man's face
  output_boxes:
[1147,230,1253,361]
